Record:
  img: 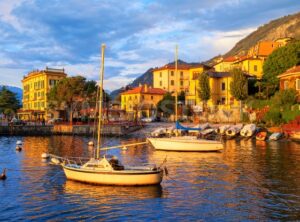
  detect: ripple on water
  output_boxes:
[1,136,300,220]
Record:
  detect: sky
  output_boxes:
[0,0,299,91]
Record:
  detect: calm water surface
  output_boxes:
[1,136,300,221]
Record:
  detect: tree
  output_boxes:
[197,72,210,110]
[230,68,248,121]
[157,93,175,117]
[48,76,86,123]
[262,40,300,96]
[0,87,20,117]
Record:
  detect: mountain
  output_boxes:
[110,60,201,99]
[0,85,23,103]
[225,12,300,57]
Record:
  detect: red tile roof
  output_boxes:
[278,66,300,78]
[153,64,192,71]
[223,56,239,62]
[121,85,166,95]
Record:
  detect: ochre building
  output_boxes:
[278,65,300,102]
[121,84,166,118]
[18,67,67,120]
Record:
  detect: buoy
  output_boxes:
[88,141,94,146]
[16,140,22,145]
[16,146,22,151]
[41,153,50,159]
[0,168,6,180]
[51,157,61,165]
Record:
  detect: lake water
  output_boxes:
[1,135,300,221]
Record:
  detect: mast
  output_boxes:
[96,44,105,159]
[175,45,178,122]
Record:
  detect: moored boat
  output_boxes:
[225,124,243,138]
[269,132,283,141]
[61,44,164,186]
[147,137,223,152]
[215,125,230,135]
[240,124,256,137]
[289,131,300,141]
[256,130,268,141]
[63,156,163,185]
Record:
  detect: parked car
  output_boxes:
[47,118,63,124]
[10,118,25,126]
[141,117,155,123]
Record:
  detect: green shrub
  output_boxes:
[272,89,298,108]
[263,109,283,126]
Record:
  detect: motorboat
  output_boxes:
[256,130,268,141]
[240,124,256,137]
[215,125,230,135]
[289,131,300,141]
[225,124,243,138]
[150,127,165,137]
[269,132,283,141]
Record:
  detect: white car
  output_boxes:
[141,117,155,123]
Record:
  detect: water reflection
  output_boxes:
[1,136,300,220]
[64,180,163,201]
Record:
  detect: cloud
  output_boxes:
[0,0,299,90]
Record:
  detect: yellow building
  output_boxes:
[153,63,191,93]
[232,56,263,79]
[186,70,239,109]
[18,67,67,120]
[121,84,166,118]
[213,56,239,72]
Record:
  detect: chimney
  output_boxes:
[144,84,148,92]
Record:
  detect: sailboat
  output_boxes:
[62,44,164,186]
[147,46,224,152]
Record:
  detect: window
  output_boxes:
[160,81,162,86]
[180,71,183,77]
[180,81,183,86]
[171,71,174,76]
[129,96,132,100]
[151,96,153,100]
[221,82,226,91]
[254,65,257,72]
[296,79,300,90]
[171,80,174,86]
[284,81,289,90]
[135,95,137,99]
[221,97,226,104]
[142,95,145,100]
[160,72,162,77]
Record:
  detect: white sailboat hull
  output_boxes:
[148,138,223,152]
[63,165,163,186]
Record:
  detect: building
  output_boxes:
[185,65,211,106]
[121,84,166,118]
[247,40,285,59]
[278,65,300,101]
[232,56,264,79]
[186,70,239,110]
[153,63,191,93]
[18,67,67,120]
[213,56,239,72]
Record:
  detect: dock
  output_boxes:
[0,123,143,136]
